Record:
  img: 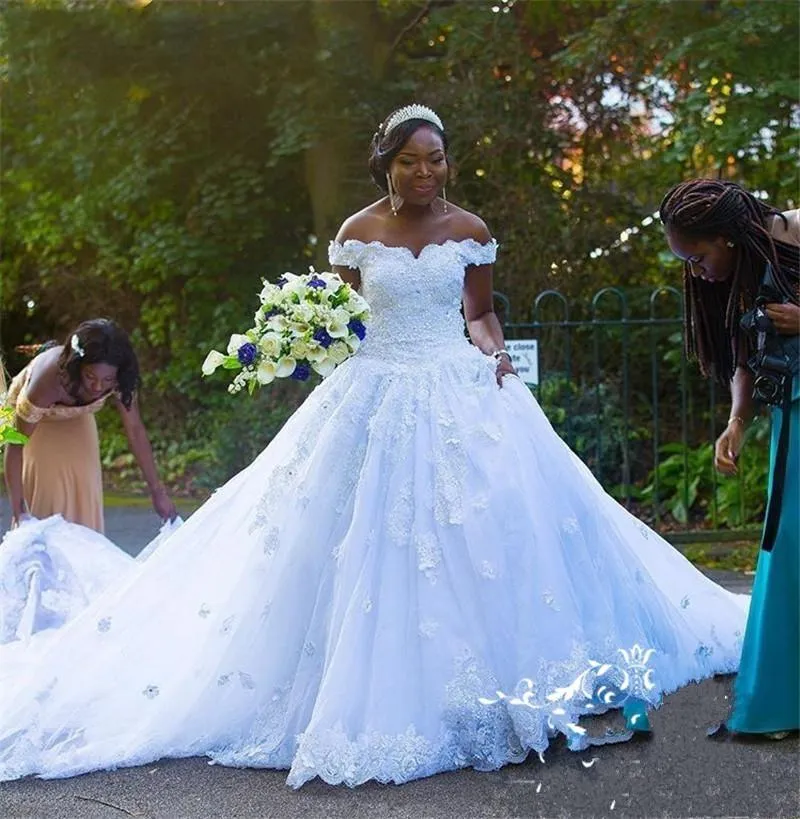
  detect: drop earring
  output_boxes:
[441,186,448,214]
[386,173,402,216]
[726,241,735,248]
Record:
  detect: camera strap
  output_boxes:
[760,377,793,552]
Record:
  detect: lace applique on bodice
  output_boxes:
[328,238,497,363]
[6,367,112,424]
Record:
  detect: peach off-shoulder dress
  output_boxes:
[5,366,112,533]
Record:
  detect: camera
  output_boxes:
[750,349,792,406]
[740,285,794,407]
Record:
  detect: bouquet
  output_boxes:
[202,270,370,394]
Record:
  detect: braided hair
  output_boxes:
[660,179,799,385]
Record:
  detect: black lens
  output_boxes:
[754,375,779,403]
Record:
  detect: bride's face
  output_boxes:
[389,126,448,207]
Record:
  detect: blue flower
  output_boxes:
[348,318,366,341]
[276,276,288,288]
[308,276,327,290]
[263,308,281,319]
[313,328,333,348]
[291,361,311,381]
[237,342,258,366]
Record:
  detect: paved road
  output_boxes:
[1,504,796,819]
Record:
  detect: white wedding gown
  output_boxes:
[0,238,748,787]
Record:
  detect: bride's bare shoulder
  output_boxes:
[334,201,389,244]
[446,204,492,244]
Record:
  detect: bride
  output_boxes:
[0,105,747,788]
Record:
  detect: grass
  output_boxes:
[103,492,203,515]
[678,542,759,573]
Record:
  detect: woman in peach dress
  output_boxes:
[0,319,178,644]
[4,318,176,531]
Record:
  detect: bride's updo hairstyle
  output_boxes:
[59,318,141,409]
[368,104,449,192]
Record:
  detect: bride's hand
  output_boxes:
[495,354,517,387]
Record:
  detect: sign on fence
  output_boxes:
[505,339,539,386]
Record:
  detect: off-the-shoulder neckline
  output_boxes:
[329,237,497,262]
[18,364,114,412]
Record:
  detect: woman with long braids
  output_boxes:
[660,178,800,739]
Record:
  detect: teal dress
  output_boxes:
[728,383,799,733]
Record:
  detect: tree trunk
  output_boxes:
[304,0,396,269]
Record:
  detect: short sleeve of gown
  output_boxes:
[328,240,363,270]
[460,238,498,266]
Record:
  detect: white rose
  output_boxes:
[291,339,312,360]
[259,333,282,358]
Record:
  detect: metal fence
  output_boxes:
[494,286,764,543]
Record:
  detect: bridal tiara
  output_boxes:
[383,104,444,137]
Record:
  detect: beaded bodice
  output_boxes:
[328,238,497,363]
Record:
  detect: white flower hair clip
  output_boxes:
[70,334,85,358]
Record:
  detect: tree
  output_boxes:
[0,0,796,487]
